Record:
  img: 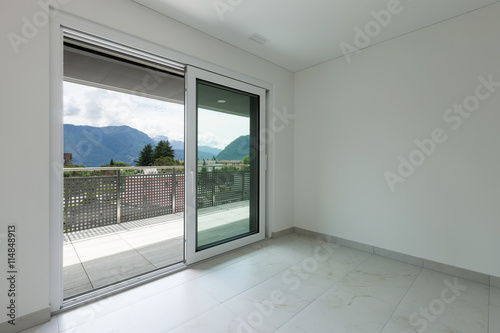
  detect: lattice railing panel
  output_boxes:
[64,176,117,232]
[197,171,214,209]
[63,169,249,233]
[215,171,240,206]
[174,174,185,213]
[244,171,250,200]
[120,174,173,222]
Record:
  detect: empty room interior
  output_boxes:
[1,0,500,332]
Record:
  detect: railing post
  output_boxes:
[172,169,176,213]
[212,167,216,207]
[116,169,121,224]
[242,169,246,201]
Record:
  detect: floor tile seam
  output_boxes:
[68,238,182,271]
[197,251,311,304]
[487,285,490,333]
[63,236,310,329]
[267,283,328,333]
[377,265,424,333]
[73,242,142,264]
[298,280,410,333]
[119,220,183,233]
[60,237,291,329]
[61,275,222,333]
[214,245,348,307]
[299,253,375,310]
[88,263,160,291]
[115,232,160,267]
[195,245,268,271]
[332,254,424,307]
[57,292,152,333]
[220,302,242,322]
[220,301,275,333]
[65,225,129,244]
[163,303,229,333]
[173,249,267,290]
[65,219,182,244]
[196,270,276,304]
[69,241,95,292]
[278,240,376,290]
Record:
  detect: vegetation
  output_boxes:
[101,161,130,168]
[153,156,184,173]
[153,140,174,161]
[136,140,181,167]
[63,163,93,178]
[99,161,136,175]
[64,161,138,177]
[64,124,156,166]
[135,143,155,166]
[216,135,249,160]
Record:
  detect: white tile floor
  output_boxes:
[27,234,498,333]
[63,202,250,298]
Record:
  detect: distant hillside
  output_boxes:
[199,146,222,156]
[64,124,156,167]
[173,149,222,161]
[153,136,222,160]
[153,135,184,150]
[64,124,222,166]
[216,135,249,160]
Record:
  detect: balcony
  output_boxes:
[63,166,250,299]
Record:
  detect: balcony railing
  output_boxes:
[63,166,250,233]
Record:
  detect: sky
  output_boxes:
[63,81,249,149]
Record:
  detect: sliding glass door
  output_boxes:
[61,35,186,300]
[186,67,266,263]
[54,30,267,305]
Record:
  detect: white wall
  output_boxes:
[294,3,500,277]
[0,0,294,325]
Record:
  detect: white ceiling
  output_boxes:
[133,0,500,72]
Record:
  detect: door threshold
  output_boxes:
[55,262,187,314]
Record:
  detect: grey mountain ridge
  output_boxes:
[64,124,243,167]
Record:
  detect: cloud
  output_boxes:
[64,82,184,141]
[63,82,249,149]
[198,132,231,149]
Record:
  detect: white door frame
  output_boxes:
[185,66,267,264]
[49,11,271,311]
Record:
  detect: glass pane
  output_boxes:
[62,38,185,299]
[196,79,259,250]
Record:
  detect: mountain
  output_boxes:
[198,146,222,156]
[65,124,223,166]
[152,135,184,150]
[216,135,250,160]
[153,136,222,158]
[64,124,157,167]
[172,149,222,161]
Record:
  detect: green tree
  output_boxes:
[153,156,184,173]
[242,155,250,165]
[109,158,114,166]
[153,140,174,161]
[200,159,207,173]
[101,161,130,168]
[153,156,181,166]
[63,163,92,178]
[135,143,154,166]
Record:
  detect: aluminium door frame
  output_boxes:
[184,66,267,264]
[50,11,271,311]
